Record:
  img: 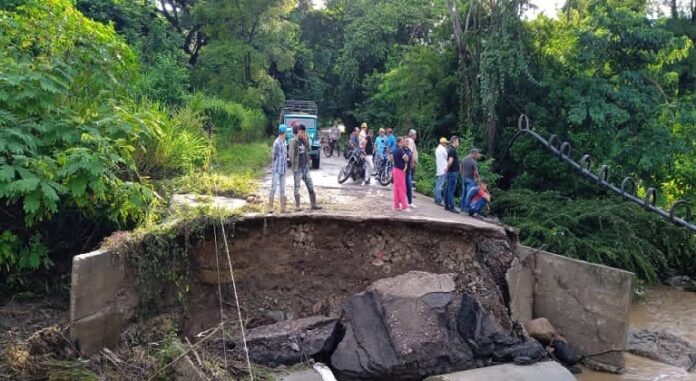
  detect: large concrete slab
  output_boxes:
[519,245,633,373]
[423,361,575,381]
[70,248,134,356]
[506,257,534,322]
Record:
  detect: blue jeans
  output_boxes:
[293,166,315,197]
[469,198,488,216]
[406,171,413,204]
[460,177,476,211]
[434,175,445,204]
[269,171,286,198]
[445,172,458,210]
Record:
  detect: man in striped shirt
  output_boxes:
[268,124,288,213]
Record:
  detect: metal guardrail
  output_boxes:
[507,114,695,232]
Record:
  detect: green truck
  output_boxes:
[280,100,321,169]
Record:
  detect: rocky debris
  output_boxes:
[173,355,207,381]
[330,271,547,381]
[550,339,581,373]
[240,315,339,366]
[289,223,316,253]
[521,318,580,372]
[422,361,576,381]
[665,276,696,291]
[246,194,263,204]
[523,318,557,345]
[27,326,75,358]
[627,329,696,371]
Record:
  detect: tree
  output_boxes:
[155,0,206,65]
[191,0,297,114]
[77,0,191,105]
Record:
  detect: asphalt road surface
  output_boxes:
[260,154,502,232]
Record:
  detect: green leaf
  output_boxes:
[67,176,88,197]
[12,177,40,193]
[0,165,15,182]
[23,190,41,215]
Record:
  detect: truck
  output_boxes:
[280,100,321,169]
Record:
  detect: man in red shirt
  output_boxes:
[465,180,491,217]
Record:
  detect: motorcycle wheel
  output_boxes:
[338,164,351,184]
[379,168,392,186]
[323,145,332,158]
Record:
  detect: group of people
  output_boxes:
[346,123,404,187]
[268,124,322,213]
[434,136,490,216]
[268,120,490,218]
[345,124,420,197]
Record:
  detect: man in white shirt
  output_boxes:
[434,137,449,205]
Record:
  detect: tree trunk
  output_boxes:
[447,0,473,132]
[486,111,497,156]
[671,0,679,19]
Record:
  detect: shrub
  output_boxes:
[0,0,158,284]
[185,93,267,142]
[493,189,696,282]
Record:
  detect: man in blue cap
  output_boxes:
[268,124,288,213]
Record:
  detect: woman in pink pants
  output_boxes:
[391,137,410,211]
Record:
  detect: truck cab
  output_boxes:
[280,100,321,169]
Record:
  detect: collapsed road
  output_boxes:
[65,156,645,380]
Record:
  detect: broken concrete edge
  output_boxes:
[96,211,510,260]
[511,244,634,373]
[217,212,510,240]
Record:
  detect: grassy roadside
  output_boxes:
[174,140,270,198]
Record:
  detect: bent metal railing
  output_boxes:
[505,114,695,233]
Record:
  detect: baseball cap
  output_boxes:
[439,137,449,144]
[278,124,287,134]
[361,122,368,129]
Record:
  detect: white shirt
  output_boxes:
[406,137,418,164]
[435,144,448,176]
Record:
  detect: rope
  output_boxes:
[213,224,228,370]
[219,216,254,381]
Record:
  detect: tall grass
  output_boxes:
[136,105,213,179]
[175,141,271,197]
[185,93,266,143]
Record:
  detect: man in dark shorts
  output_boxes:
[460,147,481,213]
[444,136,460,213]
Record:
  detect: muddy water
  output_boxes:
[578,286,696,381]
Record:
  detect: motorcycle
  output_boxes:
[338,148,366,184]
[373,153,393,186]
[377,156,393,186]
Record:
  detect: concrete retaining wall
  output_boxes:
[509,245,634,373]
[70,248,136,356]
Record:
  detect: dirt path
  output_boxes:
[259,155,504,234]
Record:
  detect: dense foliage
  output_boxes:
[1,0,695,286]
[0,0,158,283]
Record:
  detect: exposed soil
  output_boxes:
[183,214,517,338]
